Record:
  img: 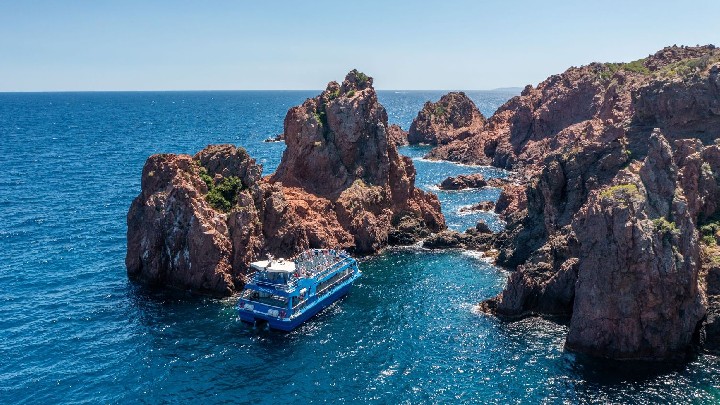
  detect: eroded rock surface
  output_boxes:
[422,223,493,250]
[471,45,720,360]
[388,124,409,147]
[565,134,704,360]
[428,45,720,173]
[126,147,258,295]
[127,70,445,296]
[408,92,486,145]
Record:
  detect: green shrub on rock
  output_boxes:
[201,174,243,212]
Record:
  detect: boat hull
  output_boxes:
[238,276,357,331]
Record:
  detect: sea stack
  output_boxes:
[408,92,486,146]
[126,70,445,296]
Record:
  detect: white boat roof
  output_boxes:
[250,259,296,273]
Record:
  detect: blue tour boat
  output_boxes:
[237,249,361,331]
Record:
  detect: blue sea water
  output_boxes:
[1,90,720,404]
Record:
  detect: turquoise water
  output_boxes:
[1,90,720,403]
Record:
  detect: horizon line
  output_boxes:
[0,87,524,94]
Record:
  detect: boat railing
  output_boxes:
[316,269,356,297]
[242,272,298,292]
[312,257,353,281]
[292,298,311,314]
[255,278,298,292]
[291,267,356,316]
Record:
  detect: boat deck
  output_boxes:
[295,250,347,277]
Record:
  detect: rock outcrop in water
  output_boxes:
[422,223,494,250]
[459,201,495,213]
[408,92,486,145]
[462,45,720,360]
[438,173,487,190]
[126,145,262,295]
[126,70,445,296]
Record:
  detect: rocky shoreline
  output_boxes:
[127,70,444,296]
[127,45,720,361]
[470,45,720,361]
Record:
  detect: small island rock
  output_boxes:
[408,92,486,145]
[438,173,487,190]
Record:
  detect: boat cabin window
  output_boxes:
[243,290,289,308]
[258,270,291,284]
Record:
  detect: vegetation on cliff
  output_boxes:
[464,45,720,361]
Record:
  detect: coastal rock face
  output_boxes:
[126,70,445,296]
[388,124,409,147]
[472,45,720,360]
[271,70,444,250]
[493,182,527,218]
[484,132,709,360]
[565,134,704,360]
[126,146,261,295]
[438,173,487,190]
[427,45,720,172]
[408,92,486,145]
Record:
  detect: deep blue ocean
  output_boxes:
[2,90,720,404]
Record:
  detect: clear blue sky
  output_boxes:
[1,0,719,91]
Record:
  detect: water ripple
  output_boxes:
[1,91,719,404]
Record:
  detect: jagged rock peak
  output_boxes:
[408,91,486,146]
[271,69,393,196]
[340,69,373,93]
[645,44,718,71]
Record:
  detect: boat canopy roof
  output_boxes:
[250,259,296,273]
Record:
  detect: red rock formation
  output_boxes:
[438,173,487,190]
[428,45,720,173]
[566,134,704,360]
[474,45,720,360]
[422,223,493,250]
[408,92,486,145]
[126,147,260,295]
[388,124,409,147]
[126,70,445,296]
[493,182,526,219]
[270,69,444,250]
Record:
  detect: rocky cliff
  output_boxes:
[388,124,409,147]
[408,92,486,145]
[126,70,445,296]
[428,45,720,172]
[470,45,720,360]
